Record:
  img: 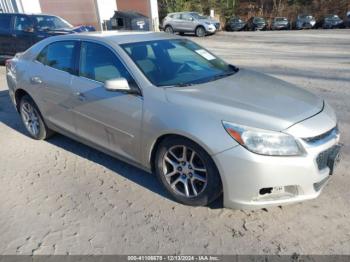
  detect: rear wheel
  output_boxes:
[195,26,206,37]
[19,95,54,140]
[164,25,174,34]
[155,137,222,206]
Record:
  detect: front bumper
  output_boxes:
[214,104,341,209]
[205,24,217,33]
[273,24,289,29]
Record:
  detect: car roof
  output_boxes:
[0,13,58,16]
[49,31,181,45]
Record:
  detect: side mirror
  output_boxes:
[105,78,140,95]
[105,78,131,92]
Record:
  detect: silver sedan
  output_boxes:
[6,31,341,209]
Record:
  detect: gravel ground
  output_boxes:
[0,29,349,255]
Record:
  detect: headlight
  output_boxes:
[222,121,304,156]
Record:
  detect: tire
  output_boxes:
[155,137,222,206]
[195,26,206,37]
[19,95,54,140]
[164,25,174,34]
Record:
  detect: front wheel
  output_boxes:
[155,137,222,206]
[19,95,54,140]
[195,26,206,37]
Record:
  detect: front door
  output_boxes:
[71,41,143,163]
[179,13,196,32]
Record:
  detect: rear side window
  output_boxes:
[37,41,77,74]
[0,15,12,32]
[79,41,135,84]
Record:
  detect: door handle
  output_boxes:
[30,76,42,84]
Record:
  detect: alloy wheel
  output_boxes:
[21,102,40,137]
[162,145,208,198]
[196,27,205,37]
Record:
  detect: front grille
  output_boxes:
[303,126,338,144]
[316,145,340,170]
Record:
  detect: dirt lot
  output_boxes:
[0,29,349,255]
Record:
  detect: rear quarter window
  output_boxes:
[0,15,12,32]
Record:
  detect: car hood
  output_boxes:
[201,18,219,24]
[164,69,323,131]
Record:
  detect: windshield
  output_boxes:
[190,13,208,20]
[121,39,237,87]
[299,15,314,20]
[254,17,265,23]
[326,15,340,20]
[231,18,243,23]
[34,15,73,30]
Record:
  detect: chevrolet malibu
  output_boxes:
[6,32,341,209]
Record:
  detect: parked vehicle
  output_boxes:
[162,12,220,37]
[318,15,345,29]
[295,14,316,29]
[225,17,246,31]
[346,11,350,27]
[108,11,150,31]
[247,17,268,31]
[0,13,95,60]
[270,17,290,30]
[6,32,341,209]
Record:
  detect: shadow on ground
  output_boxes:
[0,89,224,209]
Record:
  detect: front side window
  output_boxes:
[79,41,135,84]
[122,39,237,87]
[37,41,76,74]
[14,15,34,32]
[181,13,193,21]
[190,13,207,20]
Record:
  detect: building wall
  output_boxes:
[116,0,150,17]
[39,0,99,29]
[20,0,41,13]
[116,0,159,30]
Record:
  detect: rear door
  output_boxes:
[12,14,36,53]
[0,14,13,56]
[31,40,79,133]
[170,13,182,31]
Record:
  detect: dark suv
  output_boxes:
[0,13,95,60]
[247,17,267,31]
